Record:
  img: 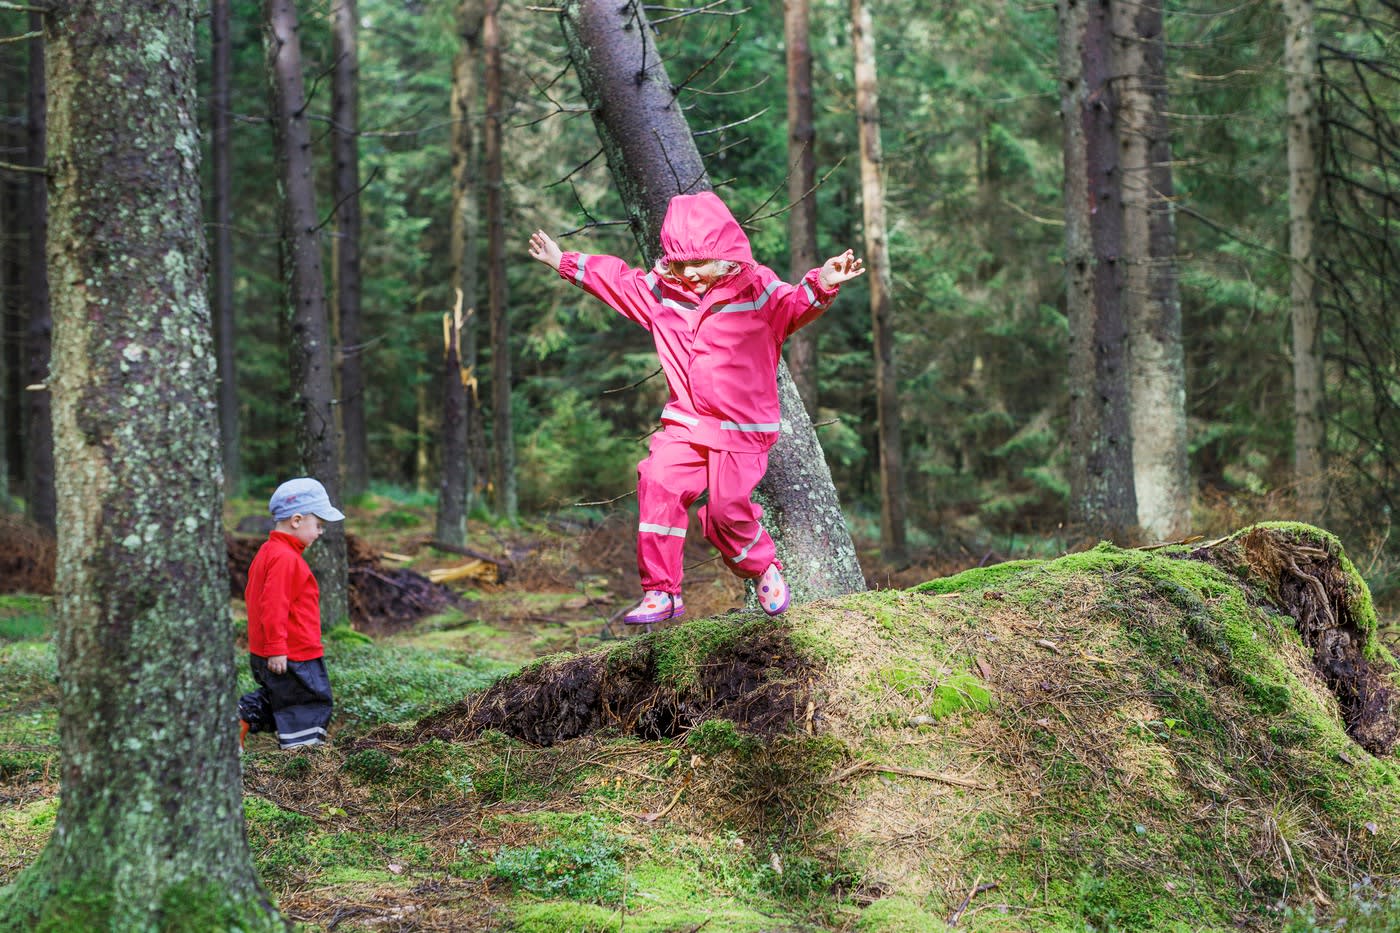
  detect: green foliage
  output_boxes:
[490,815,626,904]
[685,718,760,759]
[0,596,51,644]
[243,795,430,885]
[517,389,638,513]
[325,642,512,725]
[342,748,394,784]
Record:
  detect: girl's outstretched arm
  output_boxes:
[528,229,563,271]
[818,249,865,289]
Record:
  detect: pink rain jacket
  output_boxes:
[556,192,841,453]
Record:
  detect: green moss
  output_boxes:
[928,672,993,719]
[911,559,1041,595]
[510,901,620,933]
[855,896,949,932]
[686,718,760,759]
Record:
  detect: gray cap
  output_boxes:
[269,477,346,522]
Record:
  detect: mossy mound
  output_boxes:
[369,523,1400,930]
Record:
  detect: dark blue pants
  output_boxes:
[239,655,334,749]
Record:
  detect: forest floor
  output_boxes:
[4,499,1400,931]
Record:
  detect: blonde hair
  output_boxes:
[664,259,739,282]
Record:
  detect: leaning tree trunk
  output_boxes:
[560,0,866,600]
[437,0,486,546]
[332,0,368,500]
[852,0,908,564]
[0,0,282,926]
[1058,0,1137,542]
[1286,0,1325,521]
[1115,0,1189,540]
[266,0,350,627]
[25,9,55,532]
[485,0,516,521]
[211,0,240,497]
[784,0,820,414]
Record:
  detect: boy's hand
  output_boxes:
[268,655,288,675]
[819,249,865,289]
[528,229,563,272]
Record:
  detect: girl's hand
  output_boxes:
[819,249,865,289]
[528,229,563,271]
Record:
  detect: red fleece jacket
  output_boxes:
[245,531,324,661]
[556,192,841,453]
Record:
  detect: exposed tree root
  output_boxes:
[1190,525,1400,755]
[411,626,816,746]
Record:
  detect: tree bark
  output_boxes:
[0,0,282,924]
[211,0,241,497]
[852,0,908,564]
[560,0,866,600]
[784,0,820,414]
[25,12,55,531]
[438,0,487,546]
[332,0,368,500]
[485,0,516,520]
[265,0,350,627]
[1059,0,1137,542]
[0,54,18,513]
[1115,0,1188,540]
[1286,0,1324,520]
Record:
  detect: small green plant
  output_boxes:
[342,748,394,783]
[490,815,626,904]
[686,718,760,759]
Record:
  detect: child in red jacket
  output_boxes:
[529,192,863,623]
[238,477,345,749]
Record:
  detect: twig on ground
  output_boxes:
[948,877,999,926]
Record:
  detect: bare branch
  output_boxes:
[0,159,45,176]
[602,368,663,395]
[647,0,749,27]
[311,165,382,235]
[545,147,607,189]
[692,106,768,137]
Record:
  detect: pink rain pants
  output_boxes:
[636,431,775,593]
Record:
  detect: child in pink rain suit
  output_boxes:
[529,192,864,623]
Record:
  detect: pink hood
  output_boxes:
[659,192,755,267]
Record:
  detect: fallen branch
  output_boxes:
[822,759,992,791]
[427,539,512,581]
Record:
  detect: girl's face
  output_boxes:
[667,259,728,295]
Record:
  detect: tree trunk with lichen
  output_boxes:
[1286,0,1325,521]
[851,0,908,564]
[266,0,350,627]
[485,0,517,522]
[436,0,487,547]
[784,0,819,414]
[331,0,368,500]
[1058,0,1137,542]
[0,0,283,927]
[26,9,56,532]
[559,0,866,602]
[1115,0,1189,541]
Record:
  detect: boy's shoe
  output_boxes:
[624,590,685,625]
[757,562,790,616]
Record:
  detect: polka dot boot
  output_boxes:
[623,590,686,625]
[757,562,790,616]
